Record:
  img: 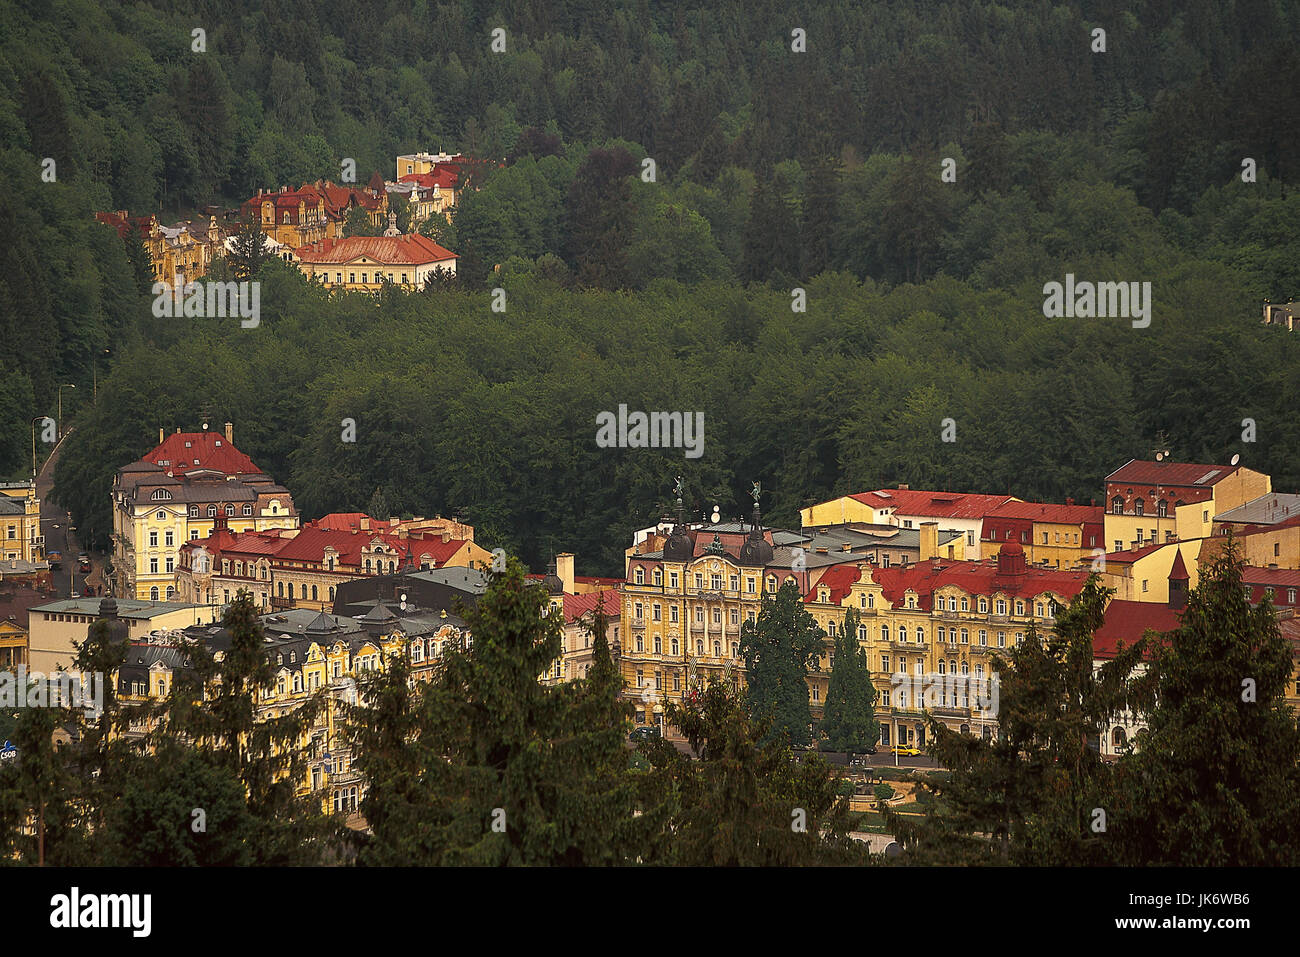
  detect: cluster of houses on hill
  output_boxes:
[95,150,469,294]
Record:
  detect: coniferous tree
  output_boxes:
[639,677,864,865]
[739,580,824,748]
[819,607,879,755]
[228,216,270,281]
[1108,541,1300,865]
[890,577,1151,865]
[153,590,339,865]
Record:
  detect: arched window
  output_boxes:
[898,626,907,643]
[189,505,199,517]
[166,586,175,599]
[242,503,253,516]
[712,640,721,656]
[225,504,235,516]
[300,583,308,599]
[1112,726,1127,748]
[670,638,679,655]
[311,585,319,601]
[1111,496,1123,514]
[365,559,372,574]
[328,587,335,601]
[695,639,703,655]
[277,582,284,597]
[151,489,172,501]
[207,505,217,518]
[149,586,159,600]
[881,625,889,641]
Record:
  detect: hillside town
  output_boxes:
[4,415,1297,822]
[94,150,469,292]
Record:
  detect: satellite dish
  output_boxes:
[1155,452,1163,461]
[1231,453,1241,466]
[711,505,720,523]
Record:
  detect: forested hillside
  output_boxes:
[1,0,1297,573]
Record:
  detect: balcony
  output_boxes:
[630,617,646,630]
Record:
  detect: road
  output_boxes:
[34,429,99,600]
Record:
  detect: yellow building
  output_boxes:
[0,481,43,563]
[800,545,1090,749]
[1103,459,1271,552]
[803,487,1018,555]
[1099,541,1204,603]
[110,424,299,601]
[0,616,27,671]
[978,500,1104,568]
[292,233,457,292]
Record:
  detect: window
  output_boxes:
[207,505,216,518]
[653,635,662,653]
[979,630,987,646]
[670,638,679,655]
[150,558,158,574]
[149,586,159,600]
[1157,500,1167,518]
[652,603,661,621]
[635,567,644,584]
[960,628,968,643]
[165,530,174,547]
[242,503,253,516]
[653,568,662,586]
[1111,496,1123,514]
[1142,579,1148,593]
[997,632,1006,647]
[669,572,679,588]
[189,505,199,518]
[670,606,678,623]
[149,531,158,547]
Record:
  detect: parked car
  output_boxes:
[47,550,62,570]
[628,726,661,743]
[77,553,90,572]
[892,746,923,757]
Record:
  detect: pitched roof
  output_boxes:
[1215,493,1300,526]
[1103,542,1168,565]
[1242,566,1300,589]
[846,489,1018,520]
[562,589,620,624]
[400,167,459,190]
[985,501,1104,525]
[292,234,456,266]
[803,563,862,605]
[1092,599,1181,659]
[1105,459,1240,488]
[804,558,1088,612]
[143,431,258,476]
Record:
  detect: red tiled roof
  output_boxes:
[1106,459,1239,488]
[804,563,861,605]
[273,526,463,567]
[1103,542,1167,565]
[562,589,621,624]
[803,558,1088,612]
[311,512,393,532]
[144,432,259,476]
[293,234,456,265]
[400,167,459,190]
[1093,599,1181,659]
[986,501,1103,525]
[1242,566,1300,588]
[847,489,1018,520]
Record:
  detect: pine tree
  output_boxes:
[354,559,635,864]
[739,580,824,748]
[228,216,269,281]
[639,677,864,865]
[153,590,339,864]
[890,577,1150,864]
[819,607,879,755]
[1109,541,1300,864]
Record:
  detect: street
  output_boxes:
[34,429,101,600]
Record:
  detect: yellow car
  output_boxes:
[892,746,923,757]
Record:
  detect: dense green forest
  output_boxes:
[1,0,1298,574]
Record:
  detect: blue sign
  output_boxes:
[0,741,16,761]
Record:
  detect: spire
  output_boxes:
[1168,549,1189,610]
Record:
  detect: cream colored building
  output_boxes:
[27,596,216,675]
[110,424,299,600]
[0,481,43,563]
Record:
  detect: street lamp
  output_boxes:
[29,416,46,479]
[93,349,111,399]
[57,384,76,440]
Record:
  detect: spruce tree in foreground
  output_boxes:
[739,580,825,748]
[890,577,1151,864]
[352,559,635,865]
[1108,542,1300,865]
[638,677,866,865]
[819,606,879,756]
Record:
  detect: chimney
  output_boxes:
[556,553,575,594]
[360,517,370,531]
[898,483,910,491]
[919,522,939,562]
[224,421,233,444]
[159,427,165,444]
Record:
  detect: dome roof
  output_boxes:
[663,527,694,562]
